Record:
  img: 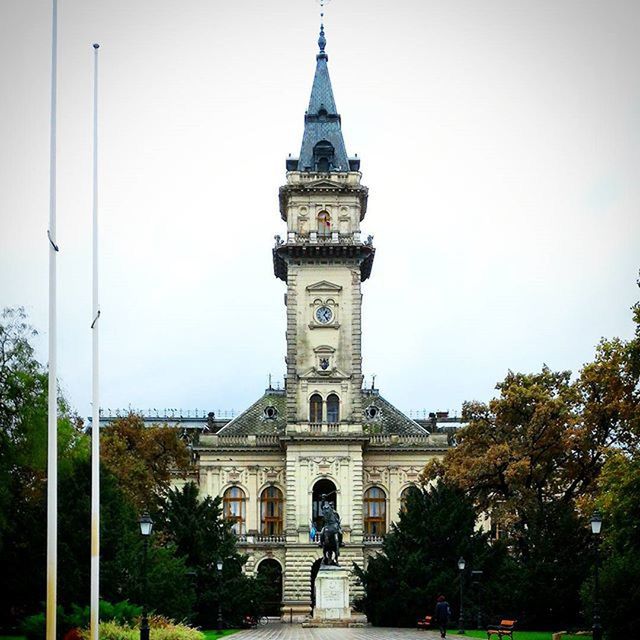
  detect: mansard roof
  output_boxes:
[216,389,287,436]
[216,388,428,437]
[361,389,430,436]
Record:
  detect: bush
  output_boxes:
[79,620,203,640]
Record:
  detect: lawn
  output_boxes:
[202,630,239,639]
[461,631,588,640]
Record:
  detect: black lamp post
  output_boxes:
[139,513,153,640]
[458,556,466,635]
[591,511,603,640]
[216,558,224,631]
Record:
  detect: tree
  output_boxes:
[0,308,87,627]
[581,452,640,640]
[156,483,266,627]
[354,481,512,627]
[100,414,191,512]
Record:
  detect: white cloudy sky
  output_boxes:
[1,0,638,420]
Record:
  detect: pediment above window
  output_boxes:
[306,280,343,293]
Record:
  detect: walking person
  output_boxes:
[435,595,451,638]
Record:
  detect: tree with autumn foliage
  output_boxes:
[422,280,640,630]
[100,413,192,512]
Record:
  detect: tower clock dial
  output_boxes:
[315,305,333,324]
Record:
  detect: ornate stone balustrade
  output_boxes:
[367,433,448,449]
[363,534,384,544]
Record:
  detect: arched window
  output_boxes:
[260,486,284,535]
[326,393,340,423]
[313,140,335,172]
[223,486,246,535]
[310,393,323,422]
[400,485,420,513]
[317,211,331,237]
[364,487,386,536]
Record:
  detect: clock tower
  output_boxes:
[273,21,374,432]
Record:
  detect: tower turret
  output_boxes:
[274,22,374,427]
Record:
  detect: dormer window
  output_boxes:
[313,140,334,172]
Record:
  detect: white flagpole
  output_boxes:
[90,42,101,640]
[46,2,58,640]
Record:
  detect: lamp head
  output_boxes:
[591,510,603,535]
[139,512,153,537]
[216,559,223,572]
[458,556,466,571]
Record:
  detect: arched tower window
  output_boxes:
[312,478,337,531]
[223,486,246,535]
[364,487,386,536]
[326,393,340,423]
[317,211,331,237]
[260,486,284,535]
[309,393,323,422]
[313,140,334,172]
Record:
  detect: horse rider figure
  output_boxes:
[318,494,343,566]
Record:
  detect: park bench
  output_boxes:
[416,615,432,630]
[487,619,517,640]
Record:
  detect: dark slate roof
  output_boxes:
[217,388,428,437]
[295,24,351,173]
[361,389,430,436]
[216,389,287,436]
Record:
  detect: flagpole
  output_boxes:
[90,42,101,640]
[46,2,59,640]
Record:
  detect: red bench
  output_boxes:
[416,615,433,630]
[487,619,517,640]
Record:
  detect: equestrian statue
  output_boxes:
[318,494,343,566]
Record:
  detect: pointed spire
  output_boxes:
[287,18,359,172]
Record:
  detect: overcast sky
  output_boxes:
[1,0,639,420]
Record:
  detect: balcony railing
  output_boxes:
[275,231,371,246]
[309,422,340,433]
[364,534,385,544]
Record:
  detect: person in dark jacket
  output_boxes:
[435,595,450,638]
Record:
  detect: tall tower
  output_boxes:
[274,21,374,431]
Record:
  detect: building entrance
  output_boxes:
[312,478,336,531]
[257,558,283,617]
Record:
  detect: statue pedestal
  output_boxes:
[303,565,368,628]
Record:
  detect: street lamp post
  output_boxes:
[139,513,153,640]
[216,558,224,631]
[458,556,466,635]
[591,511,603,640]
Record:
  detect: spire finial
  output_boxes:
[318,13,326,55]
[316,0,330,59]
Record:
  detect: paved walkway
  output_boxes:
[232,624,465,639]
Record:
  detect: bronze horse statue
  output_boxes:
[318,497,343,566]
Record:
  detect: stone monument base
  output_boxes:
[303,565,368,628]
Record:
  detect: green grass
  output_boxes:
[460,632,588,640]
[202,630,239,639]
[0,636,27,640]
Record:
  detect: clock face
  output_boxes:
[315,305,333,324]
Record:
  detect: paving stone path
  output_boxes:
[231,623,465,639]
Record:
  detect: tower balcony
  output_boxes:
[272,233,375,282]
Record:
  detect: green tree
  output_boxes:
[156,483,265,627]
[354,482,512,627]
[582,452,640,640]
[0,308,87,627]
